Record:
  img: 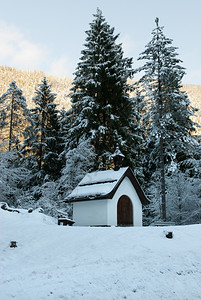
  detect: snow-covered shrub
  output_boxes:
[145,170,201,225]
[0,151,30,207]
[59,138,96,200]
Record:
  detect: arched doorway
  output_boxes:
[117,195,133,226]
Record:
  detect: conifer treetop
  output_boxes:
[65,9,141,171]
[155,17,159,27]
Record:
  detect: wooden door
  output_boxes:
[117,195,133,226]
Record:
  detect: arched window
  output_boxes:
[117,195,133,226]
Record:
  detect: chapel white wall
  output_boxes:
[107,176,142,226]
[73,199,108,226]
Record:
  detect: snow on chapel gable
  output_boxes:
[66,167,149,227]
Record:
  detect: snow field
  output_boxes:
[0,209,201,300]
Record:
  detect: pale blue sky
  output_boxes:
[0,0,200,84]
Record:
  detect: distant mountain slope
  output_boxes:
[0,66,200,133]
[182,84,201,134]
[0,66,72,110]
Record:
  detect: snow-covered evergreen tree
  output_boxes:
[135,18,198,220]
[65,9,141,171]
[130,87,149,180]
[0,81,28,151]
[0,150,30,206]
[22,77,63,183]
[59,138,96,199]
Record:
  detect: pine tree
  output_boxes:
[22,77,62,182]
[65,9,141,171]
[136,18,198,220]
[0,81,28,151]
[130,87,148,180]
[42,100,63,180]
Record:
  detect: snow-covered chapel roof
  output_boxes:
[66,167,149,205]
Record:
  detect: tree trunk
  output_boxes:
[160,135,166,221]
[177,173,182,224]
[156,20,166,221]
[8,94,14,151]
[38,111,45,171]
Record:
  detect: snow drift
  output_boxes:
[0,208,201,300]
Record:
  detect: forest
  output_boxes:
[0,9,201,225]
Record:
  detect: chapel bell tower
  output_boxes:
[112,147,125,171]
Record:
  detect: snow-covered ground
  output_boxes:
[1,208,201,300]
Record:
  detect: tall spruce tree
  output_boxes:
[136,18,198,220]
[22,77,62,182]
[65,9,142,171]
[0,81,28,151]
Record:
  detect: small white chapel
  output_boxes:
[66,149,149,226]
